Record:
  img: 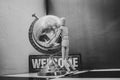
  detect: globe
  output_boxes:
[29,14,62,54]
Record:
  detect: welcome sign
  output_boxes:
[29,54,81,73]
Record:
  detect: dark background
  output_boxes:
[46,0,120,69]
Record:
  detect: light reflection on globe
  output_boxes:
[29,15,62,54]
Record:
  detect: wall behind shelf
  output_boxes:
[0,0,45,75]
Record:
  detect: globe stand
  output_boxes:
[37,55,66,76]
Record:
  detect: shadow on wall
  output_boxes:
[47,0,120,69]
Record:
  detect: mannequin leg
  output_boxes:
[62,46,70,71]
[66,47,76,71]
